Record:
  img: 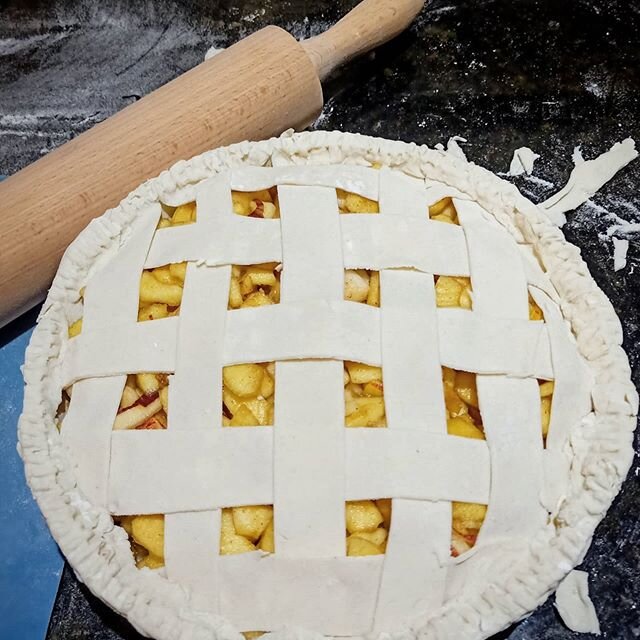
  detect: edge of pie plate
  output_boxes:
[18,130,638,640]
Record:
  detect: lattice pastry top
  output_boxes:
[20,131,637,640]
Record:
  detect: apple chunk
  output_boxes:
[223,364,264,398]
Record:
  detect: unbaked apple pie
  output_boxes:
[22,132,636,640]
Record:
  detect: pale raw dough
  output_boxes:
[528,289,593,452]
[455,199,546,544]
[61,304,554,386]
[433,137,468,161]
[377,178,453,622]
[274,183,346,559]
[109,427,490,514]
[18,131,637,640]
[79,166,556,630]
[607,221,640,237]
[445,136,468,161]
[341,215,470,275]
[554,570,601,634]
[612,237,629,271]
[507,146,539,176]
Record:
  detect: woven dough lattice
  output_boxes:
[60,164,592,635]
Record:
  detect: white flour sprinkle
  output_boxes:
[204,46,225,61]
[520,174,556,189]
[0,33,58,55]
[312,96,336,129]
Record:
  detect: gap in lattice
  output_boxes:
[229,263,281,309]
[337,188,379,214]
[451,502,487,557]
[431,199,471,310]
[232,188,280,218]
[434,275,473,309]
[527,293,554,447]
[344,269,380,306]
[114,373,169,431]
[116,514,165,569]
[430,200,474,313]
[345,499,391,556]
[428,197,459,225]
[344,357,388,555]
[55,388,71,432]
[67,287,84,338]
[539,379,553,447]
[222,363,275,427]
[442,365,486,557]
[112,372,170,568]
[157,201,197,229]
[221,505,274,554]
[138,263,186,321]
[344,361,386,428]
[336,186,380,306]
[59,298,84,429]
[444,358,554,556]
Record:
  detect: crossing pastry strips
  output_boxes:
[29,132,635,640]
[62,189,555,576]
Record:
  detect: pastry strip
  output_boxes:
[164,259,231,608]
[145,216,282,269]
[346,430,490,504]
[274,184,346,557]
[529,287,593,450]
[162,178,237,609]
[109,428,273,514]
[109,428,490,513]
[63,376,125,507]
[379,168,429,217]
[218,553,382,635]
[62,306,553,386]
[341,215,470,275]
[375,269,449,630]
[147,215,471,276]
[456,199,546,544]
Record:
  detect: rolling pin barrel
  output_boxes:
[0,0,426,328]
[0,27,322,327]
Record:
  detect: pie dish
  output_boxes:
[19,131,637,639]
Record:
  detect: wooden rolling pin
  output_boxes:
[0,0,425,328]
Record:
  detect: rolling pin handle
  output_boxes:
[302,0,426,80]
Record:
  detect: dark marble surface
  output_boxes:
[1,0,639,638]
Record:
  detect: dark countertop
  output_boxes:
[1,0,638,638]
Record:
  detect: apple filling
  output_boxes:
[229,264,281,309]
[232,188,280,219]
[158,202,197,228]
[138,263,185,322]
[114,373,169,431]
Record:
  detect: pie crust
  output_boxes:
[19,131,637,640]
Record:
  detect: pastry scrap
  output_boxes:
[66,192,554,569]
